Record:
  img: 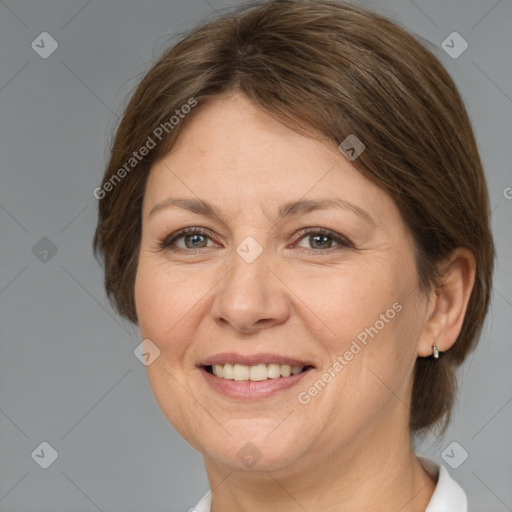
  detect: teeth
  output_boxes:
[233,364,250,380]
[213,364,224,378]
[222,363,234,379]
[210,363,305,381]
[250,364,268,381]
[267,363,281,379]
[280,365,291,377]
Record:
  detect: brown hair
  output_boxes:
[93,0,494,433]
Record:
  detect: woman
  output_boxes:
[93,1,494,510]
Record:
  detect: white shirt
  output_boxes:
[191,456,467,511]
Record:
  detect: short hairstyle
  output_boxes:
[93,0,494,434]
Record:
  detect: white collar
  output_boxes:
[419,456,468,511]
[193,456,467,511]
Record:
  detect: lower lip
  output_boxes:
[200,367,313,400]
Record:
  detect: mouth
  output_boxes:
[204,363,313,381]
[198,354,315,399]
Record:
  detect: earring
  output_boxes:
[432,343,440,359]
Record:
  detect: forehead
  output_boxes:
[142,94,396,224]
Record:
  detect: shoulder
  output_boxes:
[191,490,211,512]
[419,456,468,512]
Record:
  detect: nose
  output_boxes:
[210,246,290,335]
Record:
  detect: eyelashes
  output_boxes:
[157,226,354,255]
[159,227,213,252]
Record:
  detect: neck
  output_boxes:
[204,415,436,511]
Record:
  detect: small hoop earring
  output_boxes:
[432,344,440,359]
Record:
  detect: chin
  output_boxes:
[197,423,311,472]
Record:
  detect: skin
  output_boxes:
[134,93,476,511]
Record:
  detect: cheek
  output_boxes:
[287,262,403,349]
[134,255,202,346]
[134,262,168,340]
[338,289,424,413]
[292,261,419,405]
[134,259,206,438]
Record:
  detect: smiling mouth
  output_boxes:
[204,363,313,381]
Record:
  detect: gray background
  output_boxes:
[0,0,510,510]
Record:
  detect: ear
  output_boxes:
[417,248,476,357]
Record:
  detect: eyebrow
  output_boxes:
[148,197,376,225]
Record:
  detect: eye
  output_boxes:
[293,228,352,253]
[159,227,217,252]
[158,227,353,255]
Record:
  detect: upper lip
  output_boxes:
[198,352,315,368]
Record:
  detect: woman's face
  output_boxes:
[135,93,430,473]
